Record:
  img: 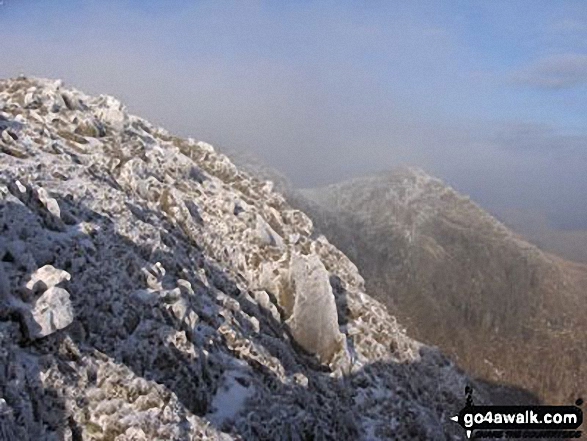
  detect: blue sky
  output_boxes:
[1,0,586,228]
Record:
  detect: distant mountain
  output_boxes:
[295,167,587,404]
[0,77,496,440]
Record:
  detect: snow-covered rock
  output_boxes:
[286,252,348,365]
[24,264,71,294]
[0,76,490,440]
[23,286,74,339]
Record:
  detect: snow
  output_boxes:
[207,371,254,426]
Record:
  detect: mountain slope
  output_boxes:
[0,77,490,440]
[298,167,587,404]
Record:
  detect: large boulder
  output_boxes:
[286,253,348,365]
[21,265,74,339]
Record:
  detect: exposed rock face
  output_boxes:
[0,76,489,440]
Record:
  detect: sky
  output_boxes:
[0,0,586,230]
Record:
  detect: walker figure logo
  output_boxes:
[451,387,583,439]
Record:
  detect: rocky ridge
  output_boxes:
[0,77,483,440]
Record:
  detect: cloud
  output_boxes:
[488,122,587,152]
[512,53,587,89]
[0,1,445,187]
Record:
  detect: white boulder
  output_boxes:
[286,253,347,364]
[24,286,74,339]
[25,265,71,294]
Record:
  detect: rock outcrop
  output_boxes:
[286,252,348,366]
[0,76,489,440]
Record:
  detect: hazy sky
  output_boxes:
[1,1,586,229]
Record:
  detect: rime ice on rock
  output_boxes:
[23,286,74,339]
[93,95,127,131]
[0,76,489,440]
[35,188,61,220]
[20,265,74,338]
[286,252,348,365]
[24,264,71,294]
[252,214,284,248]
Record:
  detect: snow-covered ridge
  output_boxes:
[0,76,482,440]
[302,166,534,247]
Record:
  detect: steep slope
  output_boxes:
[0,77,488,440]
[299,167,587,404]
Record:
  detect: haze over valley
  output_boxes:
[2,1,587,250]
